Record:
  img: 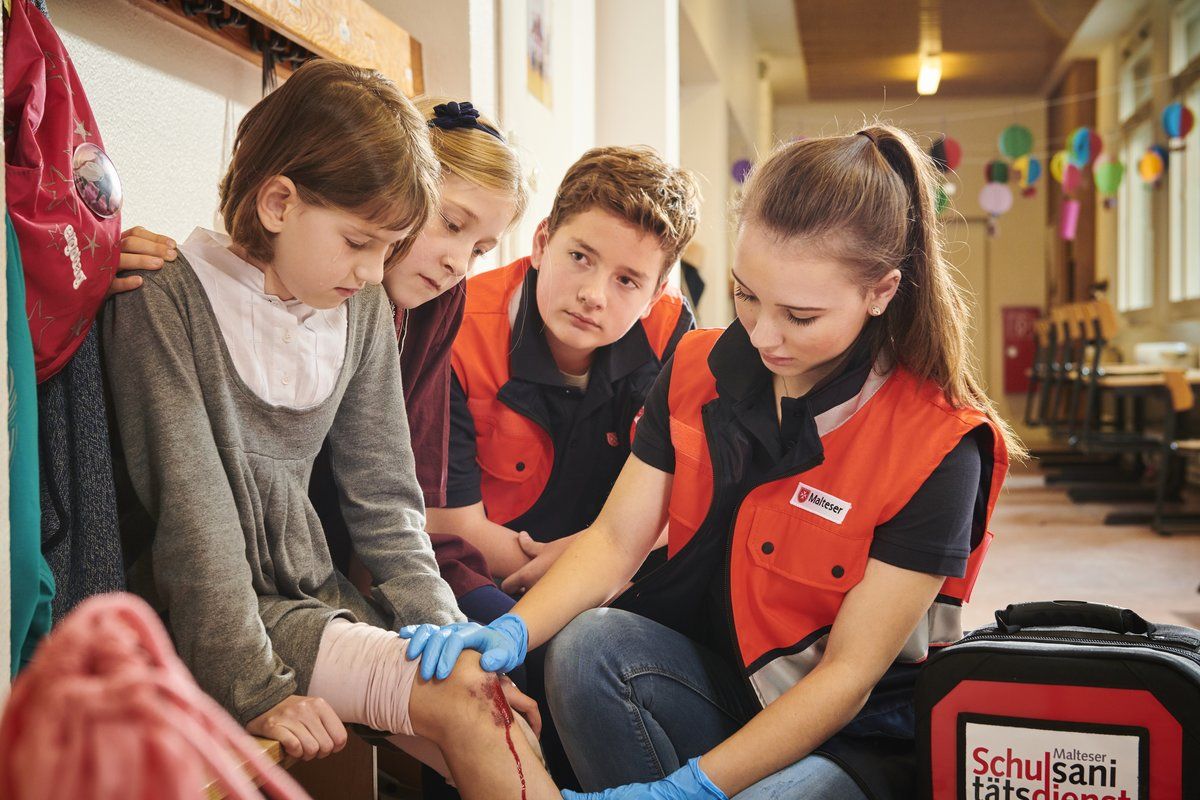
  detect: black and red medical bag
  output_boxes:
[916,601,1200,800]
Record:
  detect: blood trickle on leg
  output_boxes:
[487,676,527,800]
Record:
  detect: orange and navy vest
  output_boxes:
[449,257,687,526]
[619,328,1009,710]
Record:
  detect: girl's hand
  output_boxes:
[108,226,177,297]
[500,675,542,738]
[245,694,348,761]
[399,613,528,680]
[561,758,726,800]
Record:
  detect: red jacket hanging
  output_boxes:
[5,0,123,381]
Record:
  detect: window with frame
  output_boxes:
[1169,0,1200,302]
[1119,120,1156,311]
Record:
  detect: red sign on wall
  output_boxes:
[1002,306,1041,394]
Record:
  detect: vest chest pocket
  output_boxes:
[473,415,546,484]
[742,504,871,593]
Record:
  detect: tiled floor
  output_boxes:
[965,464,1200,630]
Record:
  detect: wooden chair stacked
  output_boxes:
[1022,300,1200,534]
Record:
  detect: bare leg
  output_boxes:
[409,652,559,800]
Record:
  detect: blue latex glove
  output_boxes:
[561,758,727,800]
[398,613,528,681]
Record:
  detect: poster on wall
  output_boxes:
[527,0,551,108]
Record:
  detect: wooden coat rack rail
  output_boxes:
[129,0,424,96]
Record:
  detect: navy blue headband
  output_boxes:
[428,101,505,142]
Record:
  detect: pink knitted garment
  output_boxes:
[0,592,312,800]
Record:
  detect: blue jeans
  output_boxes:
[545,608,868,799]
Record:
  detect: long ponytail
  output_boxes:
[738,123,1025,460]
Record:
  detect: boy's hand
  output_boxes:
[245,694,348,761]
[108,226,177,297]
[501,532,575,595]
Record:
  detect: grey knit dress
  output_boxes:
[103,258,463,724]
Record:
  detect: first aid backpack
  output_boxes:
[916,600,1200,800]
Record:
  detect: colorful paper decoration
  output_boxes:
[1069,127,1103,167]
[984,160,1010,183]
[1014,155,1042,196]
[1049,150,1071,184]
[1059,198,1081,241]
[979,182,1013,237]
[998,125,1034,159]
[936,185,950,215]
[930,136,963,172]
[1061,163,1083,195]
[1093,160,1125,209]
[732,159,753,184]
[1138,146,1167,184]
[1162,102,1195,150]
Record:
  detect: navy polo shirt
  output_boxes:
[446,267,694,542]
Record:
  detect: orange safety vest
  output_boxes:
[647,328,1008,708]
[450,257,687,526]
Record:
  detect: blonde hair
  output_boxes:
[547,146,701,279]
[738,124,1025,460]
[220,60,440,268]
[416,98,529,227]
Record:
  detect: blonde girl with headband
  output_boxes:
[402,124,1018,800]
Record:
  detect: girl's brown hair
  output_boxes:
[416,98,529,227]
[220,60,440,268]
[738,124,1024,459]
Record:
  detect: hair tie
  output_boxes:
[428,101,505,142]
[856,130,877,146]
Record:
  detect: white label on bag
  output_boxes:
[789,481,851,524]
[964,721,1142,800]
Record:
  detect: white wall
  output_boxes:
[680,82,731,326]
[680,0,762,150]
[595,0,680,163]
[55,0,264,245]
[775,98,1049,442]
[496,0,596,263]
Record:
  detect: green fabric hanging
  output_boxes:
[7,212,54,676]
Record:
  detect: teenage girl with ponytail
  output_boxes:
[401,124,1020,800]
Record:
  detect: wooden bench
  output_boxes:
[206,732,378,800]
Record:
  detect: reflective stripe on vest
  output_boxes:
[451,257,686,525]
[665,329,1009,708]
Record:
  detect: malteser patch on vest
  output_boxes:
[789,481,852,524]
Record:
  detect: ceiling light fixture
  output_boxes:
[917,0,942,96]
[918,52,942,95]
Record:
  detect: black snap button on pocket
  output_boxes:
[515,461,526,472]
[831,565,845,578]
[761,542,775,554]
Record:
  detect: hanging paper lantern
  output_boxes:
[1069,127,1103,167]
[1061,163,1083,195]
[1049,150,1071,184]
[1013,155,1042,196]
[984,159,1010,183]
[1093,160,1126,209]
[930,136,963,172]
[1162,102,1195,150]
[979,183,1013,238]
[1138,146,1167,184]
[998,125,1034,159]
[732,159,753,184]
[1059,198,1081,241]
[936,185,950,215]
